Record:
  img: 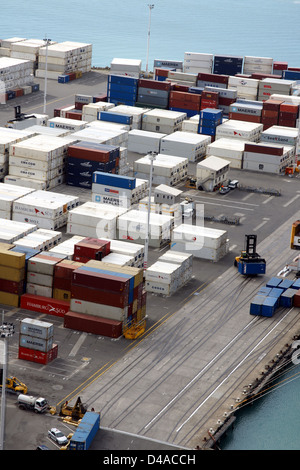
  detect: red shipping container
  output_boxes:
[219,97,236,106]
[293,290,300,307]
[200,100,219,109]
[197,72,228,84]
[273,62,288,71]
[278,118,297,127]
[262,109,278,118]
[67,72,76,81]
[229,113,261,123]
[13,88,24,97]
[18,344,58,365]
[72,255,91,263]
[170,83,190,92]
[74,238,110,258]
[93,93,107,102]
[261,117,279,127]
[155,68,169,78]
[53,104,73,117]
[64,311,123,338]
[54,261,84,279]
[138,78,171,91]
[169,99,200,111]
[279,111,298,120]
[288,67,300,72]
[67,145,111,162]
[280,102,299,114]
[65,111,82,121]
[262,99,284,111]
[201,91,219,100]
[251,73,279,80]
[75,101,84,110]
[72,269,129,293]
[169,91,201,104]
[244,143,283,156]
[71,284,128,307]
[53,277,72,291]
[20,294,70,317]
[0,278,24,295]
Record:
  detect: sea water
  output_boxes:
[1,0,300,451]
[1,0,300,69]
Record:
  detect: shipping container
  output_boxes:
[69,412,100,450]
[64,310,123,338]
[20,293,70,317]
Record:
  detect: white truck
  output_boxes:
[18,394,48,413]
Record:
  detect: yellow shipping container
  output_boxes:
[0,243,15,250]
[0,291,19,307]
[0,248,25,269]
[0,265,25,282]
[53,288,71,302]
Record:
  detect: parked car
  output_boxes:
[219,186,230,194]
[48,428,68,446]
[228,179,239,189]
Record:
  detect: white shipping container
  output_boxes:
[128,129,166,153]
[26,283,53,298]
[27,271,53,287]
[145,261,181,284]
[47,117,88,132]
[66,222,116,239]
[20,317,54,340]
[19,334,53,352]
[70,298,128,321]
[12,212,67,230]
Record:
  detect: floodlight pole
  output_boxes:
[146,4,154,76]
[144,151,157,270]
[43,36,51,114]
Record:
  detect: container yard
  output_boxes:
[0,42,300,452]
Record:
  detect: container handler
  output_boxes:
[0,370,27,394]
[234,234,266,275]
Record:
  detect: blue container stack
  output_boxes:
[198,108,223,136]
[213,55,243,76]
[107,75,138,106]
[58,74,70,84]
[283,70,300,80]
[250,277,300,317]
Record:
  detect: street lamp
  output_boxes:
[43,36,51,115]
[0,313,15,451]
[144,151,157,270]
[146,4,154,76]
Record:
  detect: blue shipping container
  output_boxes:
[250,295,267,315]
[108,74,139,86]
[169,107,198,117]
[280,288,296,308]
[278,279,294,290]
[93,171,136,189]
[292,279,300,290]
[200,108,223,120]
[98,111,133,125]
[58,75,70,83]
[108,82,138,94]
[266,277,282,288]
[261,296,277,317]
[283,70,300,80]
[69,412,100,450]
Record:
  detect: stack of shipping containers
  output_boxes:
[64,259,146,338]
[66,141,121,189]
[26,252,67,298]
[136,78,171,109]
[198,108,223,138]
[12,190,79,230]
[107,74,138,107]
[0,243,26,307]
[18,317,57,364]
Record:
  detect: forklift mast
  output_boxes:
[244,234,258,258]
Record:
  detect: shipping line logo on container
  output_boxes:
[95,201,205,250]
[0,80,6,105]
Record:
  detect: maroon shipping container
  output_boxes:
[72,269,130,293]
[54,261,84,279]
[244,143,283,156]
[197,72,229,84]
[64,311,123,338]
[53,277,72,291]
[169,99,200,111]
[279,111,298,120]
[74,238,110,259]
[72,255,91,263]
[293,289,300,308]
[0,278,24,295]
[261,116,279,127]
[169,91,201,104]
[262,99,284,111]
[219,97,236,106]
[228,112,261,123]
[278,118,297,127]
[138,78,171,91]
[251,73,280,80]
[93,94,107,102]
[170,83,190,92]
[75,101,84,110]
[262,109,278,119]
[18,344,58,365]
[201,91,219,100]
[273,62,288,71]
[70,284,129,307]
